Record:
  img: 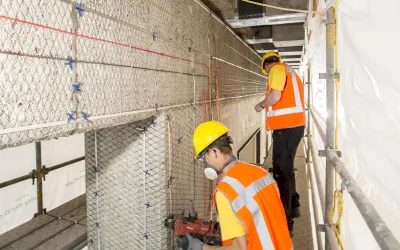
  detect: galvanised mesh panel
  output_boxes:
[85,110,213,249]
[85,115,168,250]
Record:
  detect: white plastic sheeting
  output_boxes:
[0,134,85,234]
[0,144,37,235]
[304,0,400,248]
[338,0,400,247]
[41,134,85,211]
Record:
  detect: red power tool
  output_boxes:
[164,201,222,249]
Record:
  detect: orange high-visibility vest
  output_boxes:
[266,63,305,131]
[213,162,293,250]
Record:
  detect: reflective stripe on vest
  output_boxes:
[266,67,303,117]
[220,175,277,250]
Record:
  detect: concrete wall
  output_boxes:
[1,0,266,247]
[238,136,256,164]
[0,0,264,150]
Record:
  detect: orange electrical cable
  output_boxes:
[214,36,221,121]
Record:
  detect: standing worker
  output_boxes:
[187,121,293,250]
[254,52,305,235]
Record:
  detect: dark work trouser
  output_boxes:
[272,125,305,231]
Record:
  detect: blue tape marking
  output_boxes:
[93,167,99,173]
[152,32,157,41]
[144,169,150,176]
[151,121,157,127]
[72,83,81,94]
[188,47,192,52]
[76,1,85,17]
[177,137,182,144]
[144,233,149,239]
[65,56,73,70]
[67,111,77,123]
[155,103,159,112]
[95,222,100,228]
[81,112,90,122]
[89,239,94,245]
[145,202,151,209]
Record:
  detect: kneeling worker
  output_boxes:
[187,121,293,250]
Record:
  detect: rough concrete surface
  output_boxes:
[0,0,264,149]
[1,1,269,249]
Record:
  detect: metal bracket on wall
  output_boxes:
[319,72,340,79]
[305,82,311,85]
[319,149,342,158]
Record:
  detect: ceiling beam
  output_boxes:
[273,40,305,47]
[279,51,303,56]
[255,45,303,54]
[256,49,278,53]
[282,58,301,62]
[246,38,273,44]
[226,13,306,28]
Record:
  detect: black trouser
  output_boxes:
[272,125,305,231]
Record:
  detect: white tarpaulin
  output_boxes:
[0,134,85,234]
[304,0,400,248]
[338,0,400,247]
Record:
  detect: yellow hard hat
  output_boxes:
[193,121,230,159]
[261,52,282,75]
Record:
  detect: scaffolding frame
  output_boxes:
[1,6,400,249]
[305,7,400,250]
[0,141,85,216]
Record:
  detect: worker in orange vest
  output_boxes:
[254,52,305,235]
[188,121,293,250]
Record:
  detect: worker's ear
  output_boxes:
[209,148,219,159]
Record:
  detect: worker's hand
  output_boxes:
[186,233,204,250]
[254,103,264,112]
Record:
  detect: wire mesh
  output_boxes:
[0,0,74,146]
[0,0,263,150]
[86,115,169,250]
[85,108,213,249]
[165,106,212,219]
[1,1,264,248]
